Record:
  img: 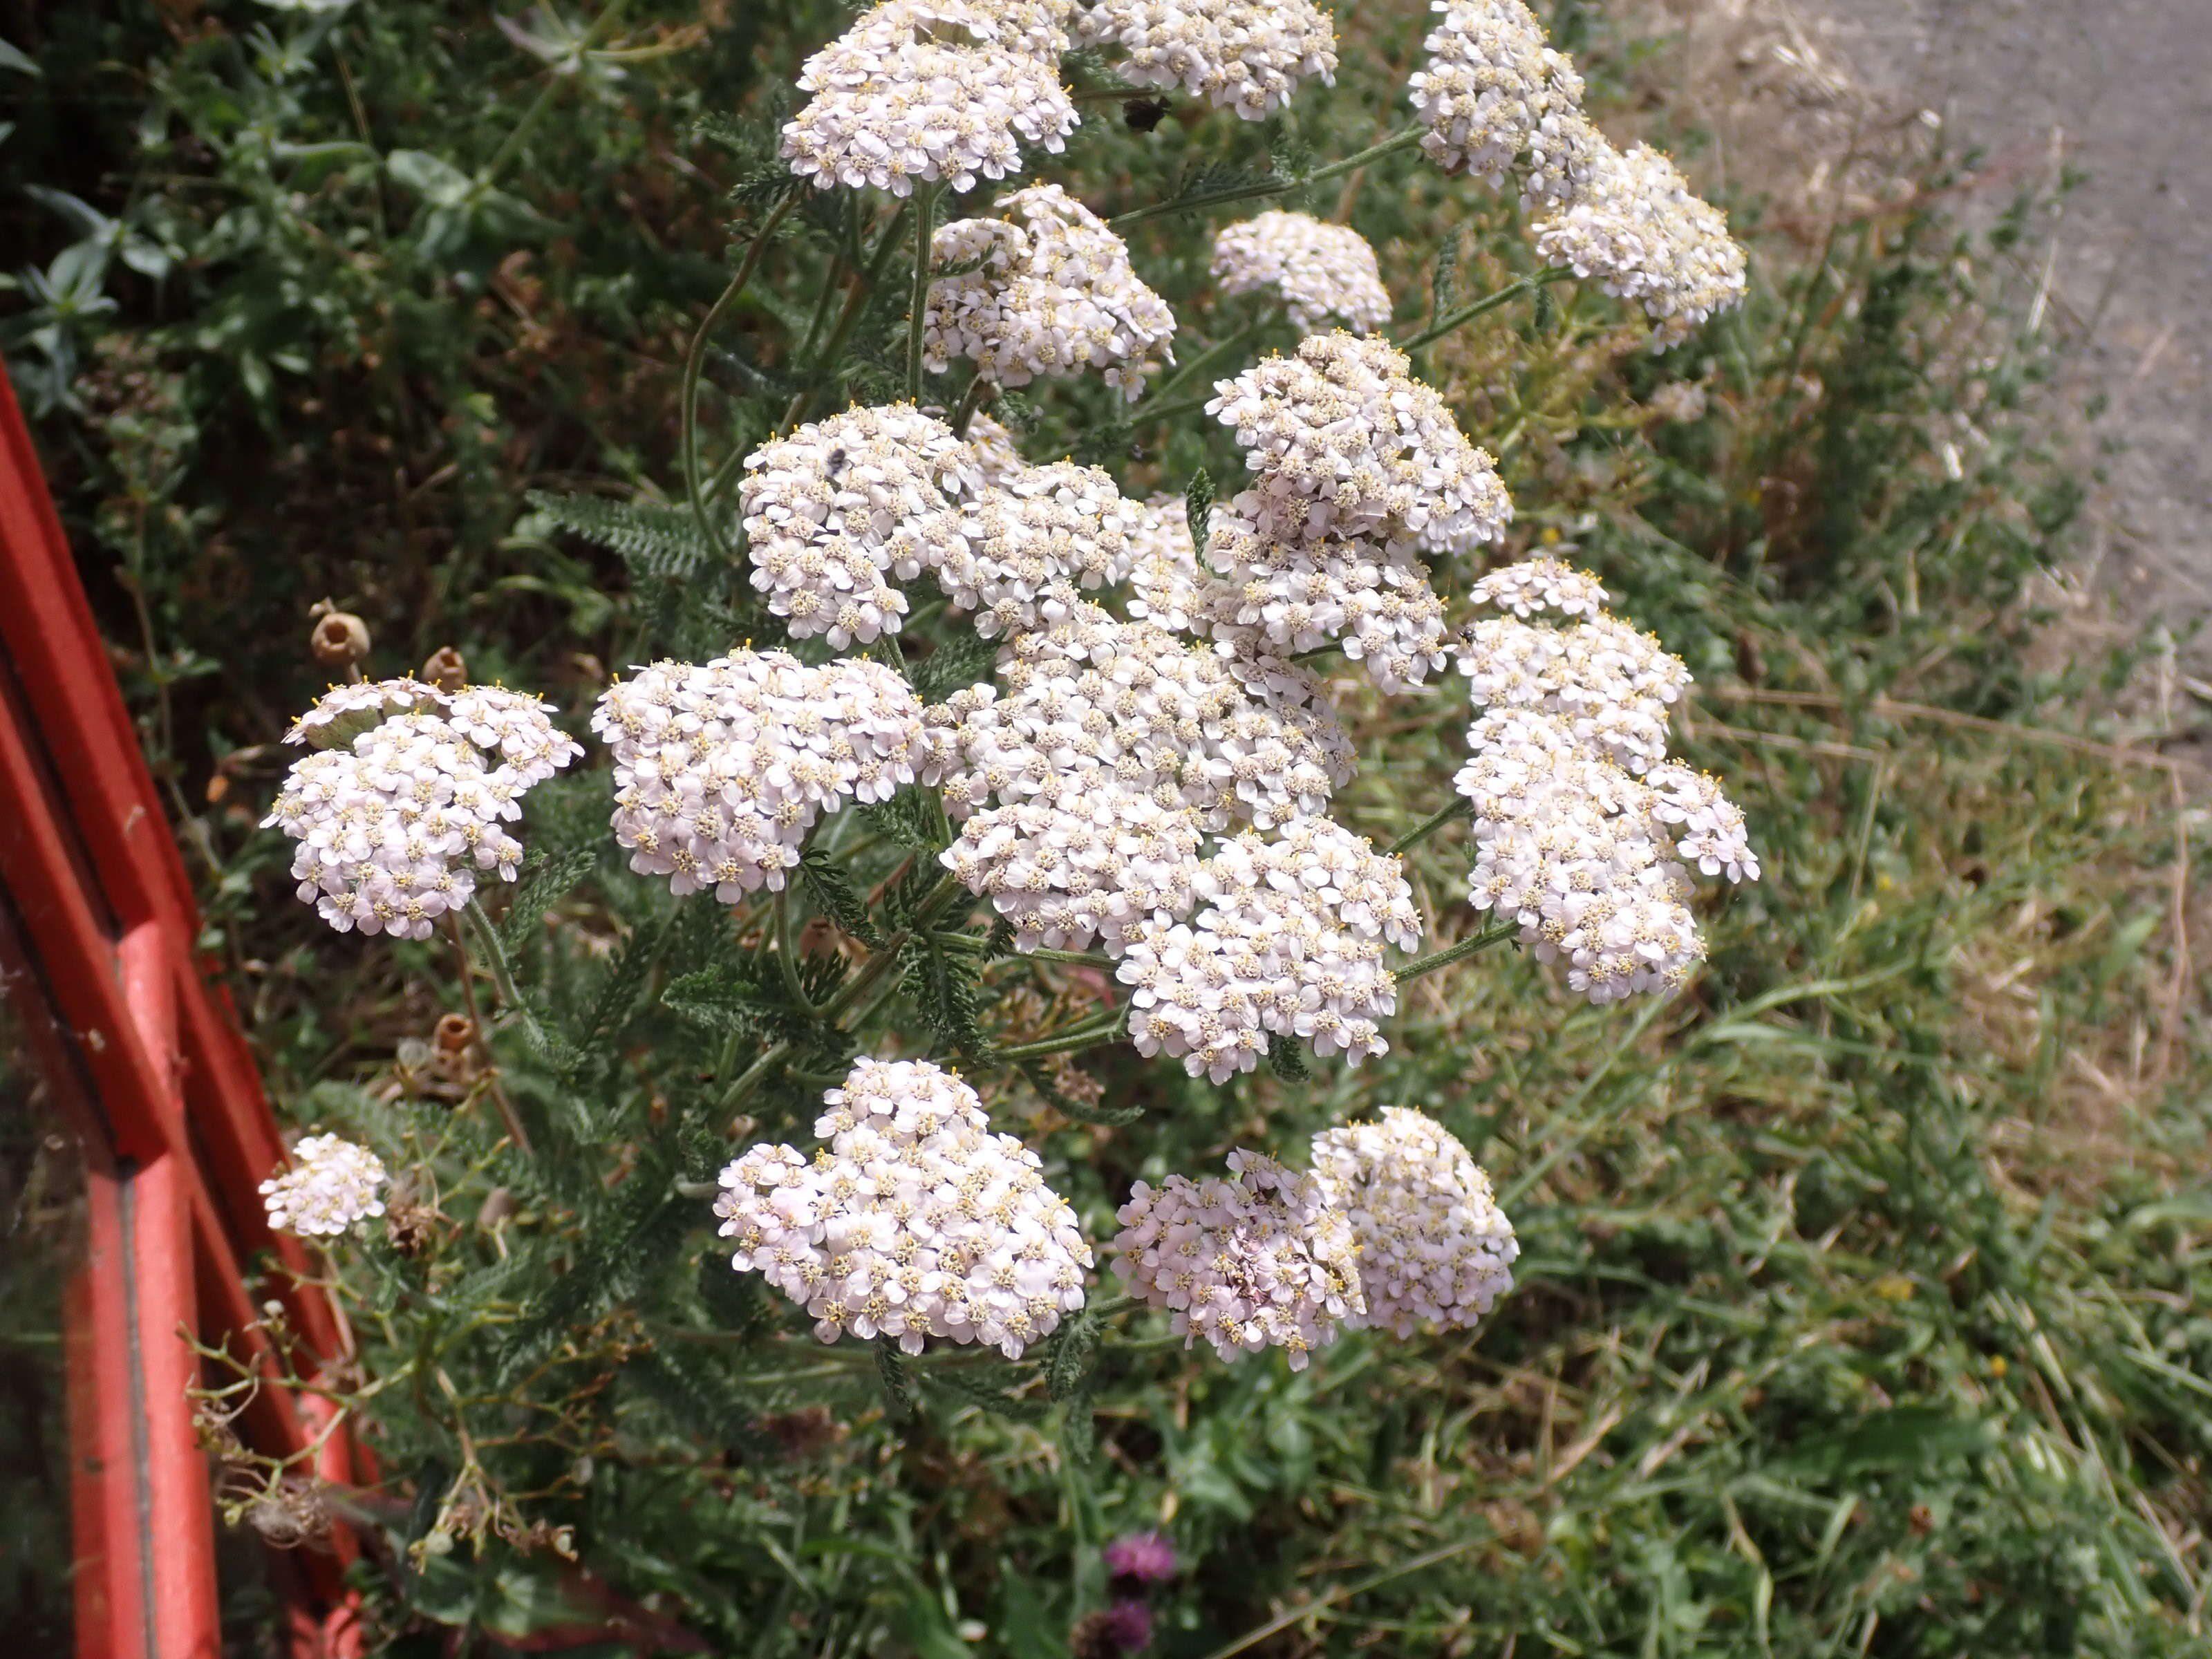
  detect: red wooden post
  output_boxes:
[0,364,363,1656]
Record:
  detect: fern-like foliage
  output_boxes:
[528,490,716,579]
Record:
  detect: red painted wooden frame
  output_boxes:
[0,366,364,1657]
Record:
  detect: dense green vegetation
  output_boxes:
[5,1,2206,1655]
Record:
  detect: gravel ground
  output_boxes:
[1793,0,2212,693]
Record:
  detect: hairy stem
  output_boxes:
[1385,796,1472,857]
[773,887,814,1013]
[722,1040,793,1117]
[1398,266,1575,352]
[1390,921,1520,985]
[949,375,994,437]
[447,915,534,1154]
[993,1007,1126,1061]
[462,897,547,1051]
[684,192,796,563]
[906,182,942,402]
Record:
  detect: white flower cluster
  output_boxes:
[1208,332,1512,556]
[1406,0,1583,186]
[1108,1150,1362,1368]
[593,650,930,901]
[782,0,1078,196]
[742,405,1151,645]
[1118,817,1416,1082]
[1311,1108,1517,1337]
[926,185,1176,401]
[1406,0,1745,344]
[953,459,1145,635]
[1452,560,1759,1002]
[715,1058,1092,1359]
[740,404,983,648]
[1075,0,1337,120]
[265,681,581,939]
[1209,211,1393,334]
[1532,141,1749,348]
[1203,518,1454,695]
[261,1134,388,1239]
[1467,554,1609,620]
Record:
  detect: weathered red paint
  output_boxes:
[0,364,363,1656]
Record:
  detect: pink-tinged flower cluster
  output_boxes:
[593,650,930,902]
[265,681,580,939]
[1311,1107,1517,1337]
[1452,558,1759,1002]
[1109,1149,1364,1368]
[715,1058,1092,1360]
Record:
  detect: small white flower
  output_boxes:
[1532,138,1748,348]
[1116,816,1417,1082]
[261,1135,388,1237]
[1407,0,1584,189]
[1450,559,1757,1004]
[1210,212,1393,333]
[265,682,579,941]
[592,649,931,901]
[782,0,1078,196]
[1076,0,1337,120]
[1312,1108,1517,1337]
[1207,332,1513,556]
[717,1058,1093,1360]
[926,185,1176,402]
[1108,1149,1362,1368]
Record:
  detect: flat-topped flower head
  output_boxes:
[1311,1107,1517,1336]
[261,1134,388,1238]
[1108,1149,1363,1367]
[1449,559,1757,1003]
[1210,212,1393,333]
[1208,332,1512,556]
[267,678,579,940]
[1533,138,1748,347]
[926,185,1175,401]
[1076,0,1338,120]
[740,404,984,647]
[716,1057,1093,1359]
[782,0,1078,196]
[948,460,1143,635]
[285,677,444,750]
[1468,555,1609,620]
[937,596,1345,827]
[593,649,931,901]
[1407,0,1584,186]
[1116,816,1418,1081]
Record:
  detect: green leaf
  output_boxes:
[1183,467,1215,541]
[527,490,717,579]
[498,847,598,955]
[875,1338,915,1422]
[1266,1031,1311,1082]
[911,629,997,704]
[799,847,882,947]
[1016,1058,1142,1127]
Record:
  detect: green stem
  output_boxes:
[722,1040,792,1116]
[773,887,814,1013]
[462,898,543,1047]
[815,872,968,1027]
[1385,796,1471,857]
[684,192,796,563]
[1130,390,1214,430]
[1107,127,1424,231]
[1390,921,1519,986]
[993,1008,1127,1061]
[1138,315,1270,410]
[789,200,912,431]
[1397,268,1575,352]
[476,0,629,189]
[906,183,942,403]
[949,375,993,437]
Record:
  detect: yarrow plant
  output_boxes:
[229,0,1766,1633]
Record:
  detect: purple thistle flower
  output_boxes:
[1103,1529,1179,1585]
